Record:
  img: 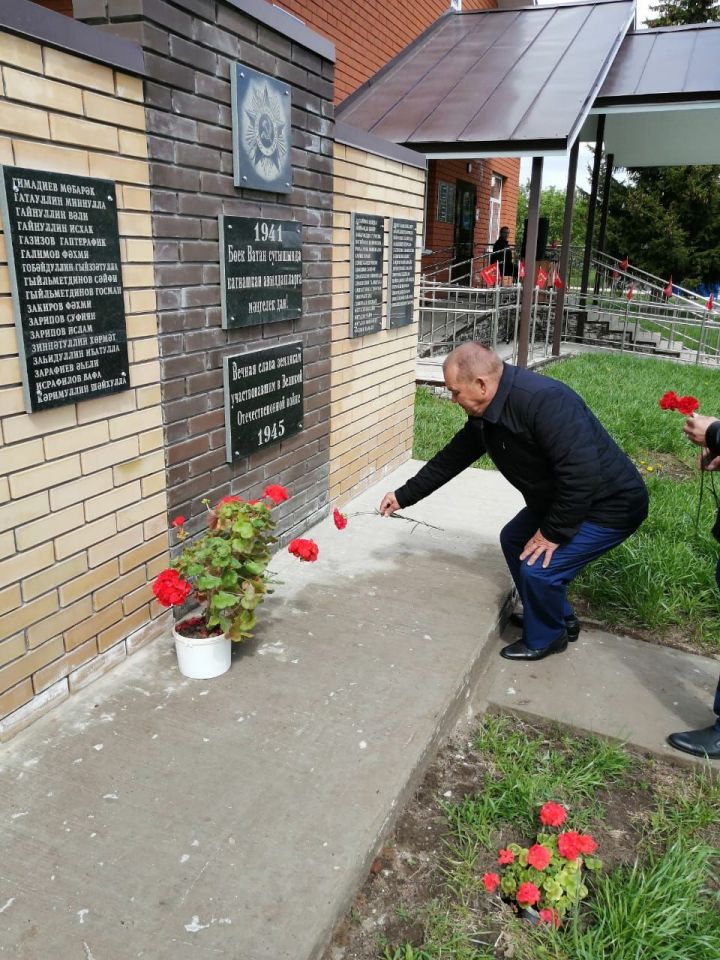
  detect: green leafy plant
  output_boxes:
[152,485,294,641]
[483,802,602,925]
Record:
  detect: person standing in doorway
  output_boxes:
[667,412,720,759]
[379,343,648,661]
[490,226,513,284]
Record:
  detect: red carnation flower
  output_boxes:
[516,882,541,906]
[539,801,567,827]
[288,538,319,562]
[527,844,552,871]
[264,484,289,505]
[557,830,583,861]
[659,391,679,411]
[152,569,192,607]
[333,508,348,530]
[171,516,186,527]
[498,848,515,865]
[482,872,500,893]
[677,395,699,415]
[539,908,561,928]
[577,834,597,855]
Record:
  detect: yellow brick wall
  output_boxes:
[330,144,425,502]
[0,34,170,739]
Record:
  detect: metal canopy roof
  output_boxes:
[582,23,720,166]
[336,2,635,158]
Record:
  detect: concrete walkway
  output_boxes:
[1,463,718,960]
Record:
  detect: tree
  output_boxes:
[605,0,720,288]
[644,0,719,27]
[516,183,589,252]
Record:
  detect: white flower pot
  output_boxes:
[173,623,231,679]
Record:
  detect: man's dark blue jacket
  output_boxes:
[395,363,649,544]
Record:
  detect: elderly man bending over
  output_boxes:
[380,343,648,661]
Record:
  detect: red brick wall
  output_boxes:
[424,158,520,271]
[275,0,495,102]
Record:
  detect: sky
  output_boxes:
[519,0,654,190]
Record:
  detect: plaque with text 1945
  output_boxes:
[220,215,302,329]
[389,218,417,329]
[231,62,292,194]
[224,342,303,462]
[350,212,384,338]
[0,166,130,413]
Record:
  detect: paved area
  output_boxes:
[1,462,718,960]
[489,622,720,769]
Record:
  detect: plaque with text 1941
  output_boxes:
[220,215,302,329]
[231,62,292,194]
[224,341,303,462]
[0,165,129,413]
[350,212,384,338]
[389,218,417,329]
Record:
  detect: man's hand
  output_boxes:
[379,492,400,516]
[699,449,720,472]
[684,414,719,447]
[520,529,559,569]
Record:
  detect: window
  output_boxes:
[488,175,503,243]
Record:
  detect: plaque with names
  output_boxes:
[223,341,303,461]
[437,181,455,224]
[220,215,302,329]
[350,213,384,338]
[388,218,417,329]
[231,63,292,194]
[0,166,129,413]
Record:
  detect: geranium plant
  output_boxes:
[153,484,317,641]
[482,802,602,925]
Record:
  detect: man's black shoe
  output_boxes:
[509,612,580,642]
[500,631,568,662]
[667,725,720,760]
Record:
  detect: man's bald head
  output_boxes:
[442,343,503,417]
[444,342,503,382]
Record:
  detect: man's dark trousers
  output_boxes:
[500,507,635,650]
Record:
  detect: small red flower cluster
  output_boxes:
[288,538,319,562]
[171,516,186,528]
[539,801,567,827]
[333,508,348,530]
[557,830,597,861]
[152,569,192,607]
[498,848,515,865]
[659,391,699,415]
[264,484,289,505]
[516,881,541,906]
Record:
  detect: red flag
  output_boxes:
[553,272,564,290]
[707,292,715,311]
[479,261,499,287]
[619,256,629,271]
[663,277,673,298]
[626,284,634,301]
[536,266,548,289]
[518,260,525,280]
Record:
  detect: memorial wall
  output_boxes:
[330,132,425,502]
[0,22,169,738]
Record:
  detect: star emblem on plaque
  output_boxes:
[231,64,292,194]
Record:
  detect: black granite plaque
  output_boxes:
[0,166,129,413]
[220,215,302,329]
[231,63,292,194]
[437,181,455,223]
[388,218,417,329]
[350,213,384,338]
[223,342,303,461]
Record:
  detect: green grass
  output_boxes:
[382,718,720,960]
[413,354,720,650]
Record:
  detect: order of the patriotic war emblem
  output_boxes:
[232,64,292,194]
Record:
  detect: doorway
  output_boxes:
[453,179,476,283]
